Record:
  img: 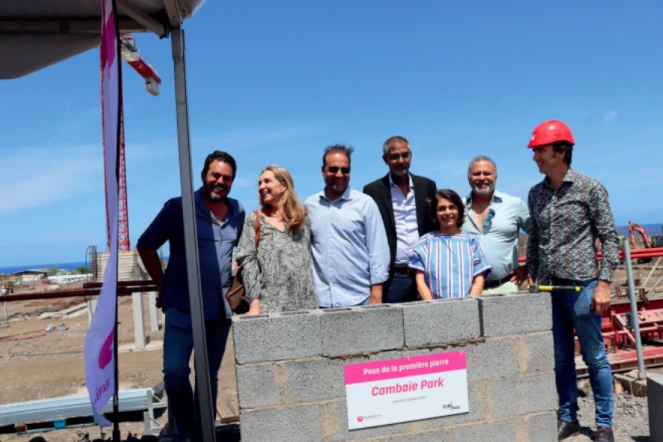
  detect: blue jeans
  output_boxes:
[552,278,613,428]
[163,308,231,438]
[384,271,416,303]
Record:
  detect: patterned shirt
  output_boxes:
[235,212,318,314]
[409,232,491,299]
[526,168,619,283]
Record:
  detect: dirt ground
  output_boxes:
[1,262,662,441]
[0,288,238,442]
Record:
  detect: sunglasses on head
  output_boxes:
[386,152,411,161]
[327,166,350,174]
[484,208,496,228]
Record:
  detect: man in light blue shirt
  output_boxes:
[462,156,530,294]
[306,144,390,307]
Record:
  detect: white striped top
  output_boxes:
[409,232,491,299]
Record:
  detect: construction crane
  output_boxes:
[101,35,161,252]
[629,221,653,249]
[628,221,653,264]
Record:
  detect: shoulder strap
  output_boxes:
[254,210,262,247]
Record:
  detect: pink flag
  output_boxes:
[84,0,122,427]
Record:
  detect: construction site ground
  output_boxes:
[1,263,662,441]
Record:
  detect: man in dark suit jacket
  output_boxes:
[363,136,438,303]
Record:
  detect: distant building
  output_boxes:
[11,270,46,279]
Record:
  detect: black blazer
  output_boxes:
[363,174,438,266]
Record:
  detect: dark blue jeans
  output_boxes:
[552,278,613,428]
[163,308,231,438]
[384,271,416,303]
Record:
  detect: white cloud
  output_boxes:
[0,145,101,213]
[602,110,619,122]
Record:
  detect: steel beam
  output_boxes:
[0,18,149,35]
[117,0,168,37]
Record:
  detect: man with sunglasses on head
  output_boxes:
[306,144,390,307]
[363,136,438,303]
[461,156,530,294]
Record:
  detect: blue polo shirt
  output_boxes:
[137,188,245,320]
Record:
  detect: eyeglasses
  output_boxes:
[484,208,496,228]
[386,152,411,161]
[327,166,350,174]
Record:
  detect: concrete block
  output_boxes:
[402,298,480,347]
[430,338,518,382]
[519,333,555,374]
[236,364,280,409]
[490,372,557,419]
[374,429,451,442]
[369,348,430,361]
[283,358,350,403]
[451,418,518,442]
[240,404,324,442]
[648,374,663,442]
[422,382,487,430]
[478,292,552,337]
[323,400,407,441]
[320,305,404,357]
[233,310,322,364]
[525,412,557,442]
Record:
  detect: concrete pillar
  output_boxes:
[148,291,160,331]
[132,292,147,349]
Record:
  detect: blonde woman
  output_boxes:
[235,165,318,314]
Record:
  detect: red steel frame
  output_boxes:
[576,297,663,375]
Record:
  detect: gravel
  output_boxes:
[567,391,650,441]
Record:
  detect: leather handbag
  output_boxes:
[225,210,261,314]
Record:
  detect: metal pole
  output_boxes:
[171,27,216,442]
[623,240,646,380]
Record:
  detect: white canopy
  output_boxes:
[0,0,195,78]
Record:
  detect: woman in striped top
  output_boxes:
[409,189,491,299]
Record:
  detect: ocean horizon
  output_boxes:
[0,261,89,274]
[0,256,170,275]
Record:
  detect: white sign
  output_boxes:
[344,351,469,430]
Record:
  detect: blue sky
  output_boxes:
[1,1,662,266]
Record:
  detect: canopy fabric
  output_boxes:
[0,0,186,79]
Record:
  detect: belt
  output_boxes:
[484,274,512,289]
[391,266,413,276]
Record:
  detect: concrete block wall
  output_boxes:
[233,292,557,442]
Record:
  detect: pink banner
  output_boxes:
[84,0,121,427]
[344,351,467,385]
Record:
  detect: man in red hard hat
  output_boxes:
[526,120,619,442]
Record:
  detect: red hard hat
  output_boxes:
[527,120,575,148]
